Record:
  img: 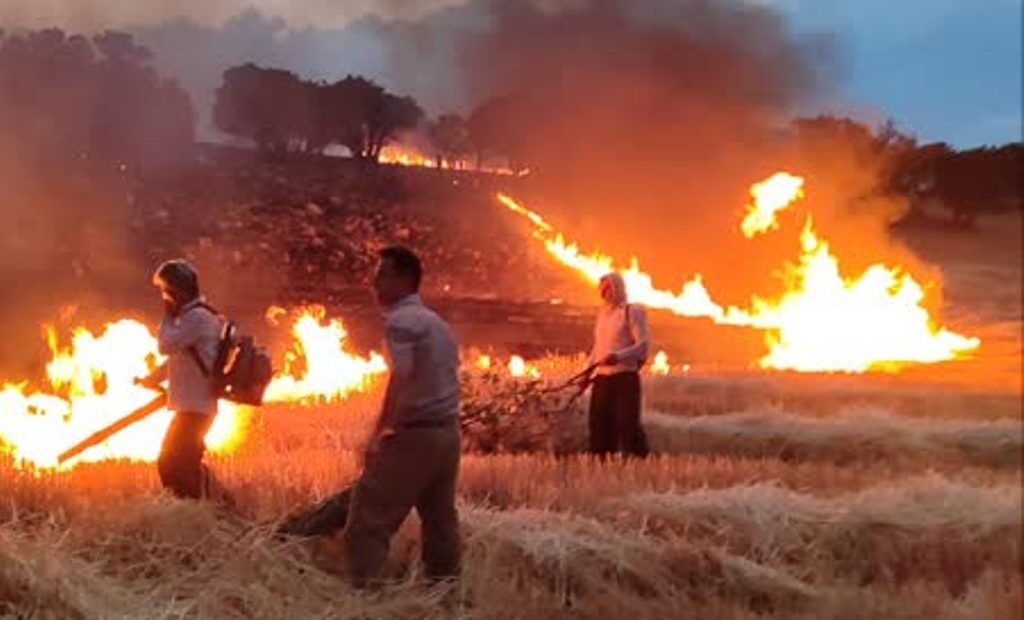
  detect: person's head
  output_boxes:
[374,246,422,306]
[152,259,200,310]
[599,272,627,307]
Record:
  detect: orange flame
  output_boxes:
[748,220,980,371]
[508,355,541,379]
[0,307,385,470]
[379,145,521,176]
[264,306,387,403]
[498,173,980,373]
[499,194,738,321]
[650,351,671,376]
[740,172,806,238]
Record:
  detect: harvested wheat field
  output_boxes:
[2,361,1021,619]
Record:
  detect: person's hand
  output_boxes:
[600,352,619,365]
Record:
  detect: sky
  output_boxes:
[0,0,1020,147]
[772,0,1022,147]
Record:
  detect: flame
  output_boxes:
[0,306,386,470]
[508,355,541,379]
[650,351,671,376]
[499,194,737,321]
[380,145,521,176]
[379,145,441,169]
[474,354,493,371]
[747,220,980,371]
[741,172,805,238]
[263,306,387,403]
[498,173,980,373]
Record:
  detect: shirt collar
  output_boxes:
[177,296,205,315]
[386,293,423,314]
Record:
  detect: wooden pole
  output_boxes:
[57,393,168,465]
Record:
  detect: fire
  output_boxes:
[650,351,671,375]
[0,307,386,470]
[498,173,980,373]
[263,306,387,403]
[748,221,980,371]
[379,144,521,176]
[508,355,541,379]
[498,194,736,321]
[741,172,805,238]
[379,145,440,169]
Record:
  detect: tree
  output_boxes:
[213,63,308,154]
[931,144,1024,227]
[316,76,385,160]
[428,114,473,168]
[367,93,423,162]
[312,77,422,162]
[0,28,195,168]
[467,96,530,173]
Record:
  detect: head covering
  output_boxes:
[152,259,200,301]
[599,272,628,306]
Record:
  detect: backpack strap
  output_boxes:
[188,345,211,377]
[183,301,224,379]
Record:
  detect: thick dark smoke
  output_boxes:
[447,0,835,301]
[126,1,840,303]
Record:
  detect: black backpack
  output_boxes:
[188,304,274,406]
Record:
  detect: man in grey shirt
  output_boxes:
[341,246,462,586]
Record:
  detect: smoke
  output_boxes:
[441,0,841,301]
[0,1,464,31]
[0,149,148,375]
[0,1,925,345]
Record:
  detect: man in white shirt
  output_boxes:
[341,246,462,586]
[142,259,223,498]
[587,272,651,458]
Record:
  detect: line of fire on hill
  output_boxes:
[1,172,979,472]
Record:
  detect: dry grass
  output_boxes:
[645,407,1022,468]
[1,373,1022,619]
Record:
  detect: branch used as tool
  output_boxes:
[57,392,168,465]
[539,363,598,395]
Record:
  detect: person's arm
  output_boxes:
[371,320,419,437]
[157,310,201,355]
[611,305,650,366]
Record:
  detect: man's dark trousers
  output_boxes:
[342,424,461,585]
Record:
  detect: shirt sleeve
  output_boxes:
[157,310,202,355]
[614,304,650,365]
[385,318,419,382]
[376,314,420,430]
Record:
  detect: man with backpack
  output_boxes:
[586,272,651,458]
[141,259,224,499]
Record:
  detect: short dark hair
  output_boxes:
[379,246,423,290]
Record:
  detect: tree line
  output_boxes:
[213,64,422,161]
[788,115,1023,227]
[0,28,195,170]
[212,64,532,172]
[0,31,1018,227]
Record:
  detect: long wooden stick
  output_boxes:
[57,393,168,464]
